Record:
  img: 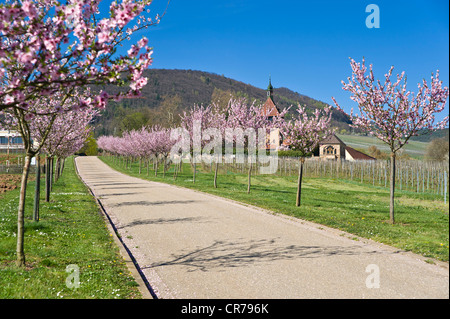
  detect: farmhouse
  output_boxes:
[319,134,375,161]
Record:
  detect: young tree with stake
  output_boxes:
[281,105,333,207]
[332,58,449,223]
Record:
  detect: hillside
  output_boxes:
[93,69,447,150]
[94,69,351,136]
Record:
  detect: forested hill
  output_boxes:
[94,68,349,136]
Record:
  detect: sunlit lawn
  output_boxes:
[0,157,141,299]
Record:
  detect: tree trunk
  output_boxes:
[247,162,252,194]
[50,156,54,192]
[16,153,32,267]
[139,157,142,175]
[193,162,196,184]
[55,156,61,182]
[296,157,305,207]
[214,162,219,188]
[60,158,65,177]
[173,162,178,180]
[163,156,167,178]
[33,153,41,222]
[45,156,51,202]
[389,152,396,224]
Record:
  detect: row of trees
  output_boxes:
[0,0,166,267]
[98,98,333,204]
[97,126,175,176]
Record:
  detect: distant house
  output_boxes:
[0,130,25,153]
[319,134,375,161]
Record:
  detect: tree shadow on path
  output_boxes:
[110,200,199,208]
[144,238,381,272]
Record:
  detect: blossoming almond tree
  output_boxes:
[332,58,449,223]
[0,0,160,112]
[3,91,98,266]
[0,0,165,266]
[180,104,213,183]
[226,98,287,193]
[33,102,99,201]
[282,105,333,206]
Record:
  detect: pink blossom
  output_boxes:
[18,51,33,64]
[21,0,36,17]
[137,37,148,48]
[4,94,14,104]
[332,58,449,153]
[97,31,110,44]
[44,39,57,51]
[1,0,158,113]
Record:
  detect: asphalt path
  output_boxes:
[75,156,449,299]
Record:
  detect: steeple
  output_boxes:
[267,76,273,101]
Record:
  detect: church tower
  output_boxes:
[260,77,283,150]
[267,76,274,101]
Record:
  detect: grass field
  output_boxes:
[100,155,449,262]
[0,157,142,299]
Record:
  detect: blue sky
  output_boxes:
[139,0,449,120]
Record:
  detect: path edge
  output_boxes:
[73,156,157,299]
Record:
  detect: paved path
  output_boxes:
[75,156,449,299]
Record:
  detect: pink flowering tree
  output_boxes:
[34,103,99,200]
[180,104,213,183]
[11,92,98,265]
[282,105,333,206]
[127,128,150,175]
[332,58,449,223]
[226,98,287,193]
[98,126,176,177]
[0,0,160,112]
[153,127,177,177]
[0,0,165,266]
[1,90,81,266]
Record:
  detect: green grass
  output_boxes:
[100,156,449,262]
[0,157,141,299]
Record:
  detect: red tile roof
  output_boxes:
[261,97,281,117]
[345,146,376,160]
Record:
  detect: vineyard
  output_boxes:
[231,157,449,201]
[101,151,449,203]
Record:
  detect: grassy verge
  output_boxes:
[0,157,141,299]
[100,155,449,262]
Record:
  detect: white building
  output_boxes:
[319,134,376,161]
[0,130,25,152]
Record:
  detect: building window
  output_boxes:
[12,137,23,144]
[325,146,334,155]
